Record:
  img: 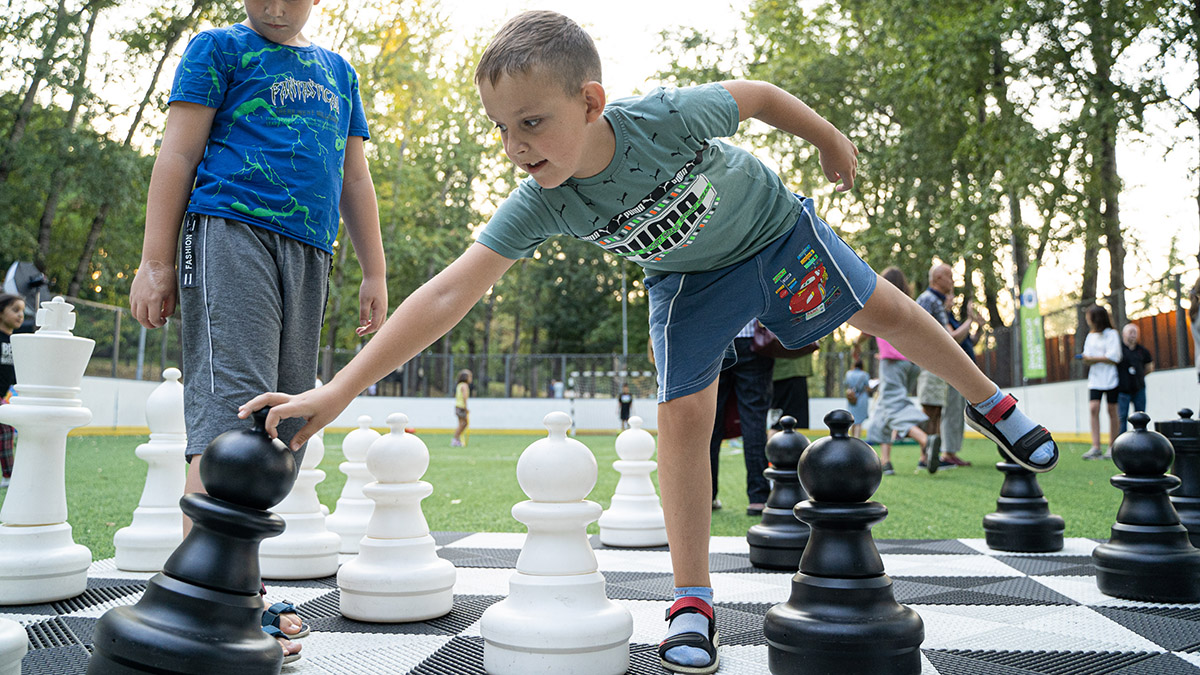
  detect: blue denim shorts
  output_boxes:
[645,197,876,403]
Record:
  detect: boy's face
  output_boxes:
[243,0,319,46]
[479,68,606,189]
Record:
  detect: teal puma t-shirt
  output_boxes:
[477,83,804,274]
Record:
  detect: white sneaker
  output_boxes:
[1081,447,1104,460]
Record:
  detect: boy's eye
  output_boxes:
[493,123,506,133]
[524,118,541,128]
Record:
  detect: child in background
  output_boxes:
[452,369,472,447]
[1081,304,1122,460]
[0,294,25,489]
[843,358,871,439]
[619,383,634,430]
[241,12,1059,673]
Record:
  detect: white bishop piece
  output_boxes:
[479,412,633,675]
[0,297,94,604]
[325,415,380,563]
[598,416,667,547]
[113,368,186,571]
[338,413,456,621]
[260,380,340,579]
[0,617,26,675]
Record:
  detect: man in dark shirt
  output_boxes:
[1117,323,1154,435]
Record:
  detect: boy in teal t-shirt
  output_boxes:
[242,11,1060,673]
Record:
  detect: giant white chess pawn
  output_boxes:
[259,384,340,579]
[338,413,456,621]
[325,415,380,563]
[480,412,633,675]
[598,416,667,547]
[114,367,186,571]
[0,296,94,604]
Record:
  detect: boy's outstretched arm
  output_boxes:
[339,135,388,336]
[719,80,858,192]
[241,242,517,448]
[129,101,216,329]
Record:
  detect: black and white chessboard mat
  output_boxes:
[5,535,1200,674]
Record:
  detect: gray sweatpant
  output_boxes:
[179,214,330,460]
[866,358,928,444]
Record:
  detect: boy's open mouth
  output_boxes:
[526,160,547,172]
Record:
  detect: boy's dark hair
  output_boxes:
[0,294,22,314]
[457,369,472,384]
[880,266,911,298]
[475,11,602,95]
[853,359,864,370]
[1086,304,1112,331]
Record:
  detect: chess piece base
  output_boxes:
[1093,526,1200,603]
[0,523,90,604]
[982,509,1065,553]
[748,518,810,570]
[259,512,340,580]
[88,573,280,675]
[598,495,667,547]
[0,617,28,675]
[338,535,455,622]
[764,573,924,675]
[481,571,632,675]
[1172,494,1200,548]
[114,506,183,572]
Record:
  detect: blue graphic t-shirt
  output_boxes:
[477,84,804,274]
[170,24,369,253]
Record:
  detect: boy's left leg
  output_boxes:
[849,277,1058,471]
[658,381,721,671]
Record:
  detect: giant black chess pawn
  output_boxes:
[1156,409,1200,548]
[748,416,810,570]
[982,445,1064,552]
[1093,412,1200,603]
[89,409,297,674]
[764,410,924,675]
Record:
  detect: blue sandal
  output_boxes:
[659,597,720,674]
[262,600,311,639]
[262,624,302,664]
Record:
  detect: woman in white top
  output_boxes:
[1081,304,1123,460]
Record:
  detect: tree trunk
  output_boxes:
[67,203,110,297]
[0,0,70,184]
[1092,19,1125,326]
[35,5,100,270]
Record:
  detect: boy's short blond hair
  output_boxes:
[475,10,602,95]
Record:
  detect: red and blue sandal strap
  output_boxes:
[1013,426,1053,456]
[658,631,718,662]
[984,394,1018,425]
[665,596,713,623]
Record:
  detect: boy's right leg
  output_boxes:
[849,277,1058,471]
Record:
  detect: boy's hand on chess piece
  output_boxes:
[818,130,858,193]
[240,384,354,451]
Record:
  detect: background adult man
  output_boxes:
[1116,323,1154,434]
[915,263,976,468]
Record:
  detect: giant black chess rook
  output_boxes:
[1092,412,1200,603]
[88,409,297,674]
[1156,409,1200,548]
[982,445,1064,552]
[764,410,924,675]
[748,416,810,570]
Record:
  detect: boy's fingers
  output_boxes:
[289,422,319,451]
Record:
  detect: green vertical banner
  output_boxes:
[1019,263,1047,379]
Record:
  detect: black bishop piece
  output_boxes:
[748,416,811,570]
[89,409,298,674]
[763,410,924,675]
[1092,412,1200,603]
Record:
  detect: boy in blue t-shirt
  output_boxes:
[129,0,387,663]
[241,11,1058,673]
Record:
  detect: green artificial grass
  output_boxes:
[0,432,1125,561]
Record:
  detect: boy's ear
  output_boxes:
[582,81,606,123]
